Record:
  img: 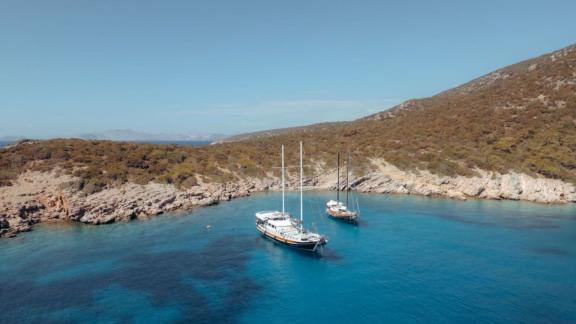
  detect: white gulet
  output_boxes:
[255,142,327,252]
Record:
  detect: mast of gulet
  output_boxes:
[346,151,350,207]
[300,141,303,232]
[336,152,340,202]
[281,145,285,215]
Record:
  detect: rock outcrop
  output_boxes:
[306,160,576,203]
[352,169,576,203]
[0,170,274,238]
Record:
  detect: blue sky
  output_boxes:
[1,0,575,138]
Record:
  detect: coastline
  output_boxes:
[1,163,575,238]
[0,170,275,238]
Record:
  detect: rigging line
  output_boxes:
[336,152,340,203]
[346,151,350,207]
[316,198,327,227]
[270,165,315,169]
[281,144,285,215]
[306,199,318,232]
[299,141,303,232]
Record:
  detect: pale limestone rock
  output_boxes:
[0,170,272,237]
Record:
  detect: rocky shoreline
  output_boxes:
[1,164,575,238]
[348,161,576,204]
[0,170,275,238]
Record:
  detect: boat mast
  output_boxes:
[346,151,350,207]
[300,141,304,232]
[281,144,285,215]
[336,152,340,202]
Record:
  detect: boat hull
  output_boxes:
[257,225,326,251]
[326,209,358,222]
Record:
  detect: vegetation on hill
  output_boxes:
[0,139,286,193]
[233,44,576,183]
[1,44,575,192]
[350,45,576,182]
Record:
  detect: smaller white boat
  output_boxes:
[326,152,359,222]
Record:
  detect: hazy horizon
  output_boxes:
[1,0,575,138]
[0,129,228,141]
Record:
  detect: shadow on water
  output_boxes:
[254,234,344,262]
[435,213,560,230]
[532,214,576,221]
[0,236,262,323]
[530,247,571,257]
[315,247,344,262]
[326,215,363,227]
[353,218,369,227]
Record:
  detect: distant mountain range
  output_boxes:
[0,136,25,142]
[77,129,226,142]
[0,130,226,143]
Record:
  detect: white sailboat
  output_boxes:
[326,152,359,222]
[255,142,327,251]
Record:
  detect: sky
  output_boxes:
[0,0,575,139]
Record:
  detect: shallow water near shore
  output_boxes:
[1,192,575,323]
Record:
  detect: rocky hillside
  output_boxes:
[235,43,576,184]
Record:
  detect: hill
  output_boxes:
[230,43,576,183]
[219,122,344,143]
[1,44,575,196]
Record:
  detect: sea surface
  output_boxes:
[1,192,575,323]
[0,141,14,148]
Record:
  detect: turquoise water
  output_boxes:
[1,192,575,323]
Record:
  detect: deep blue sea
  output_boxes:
[1,192,575,323]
